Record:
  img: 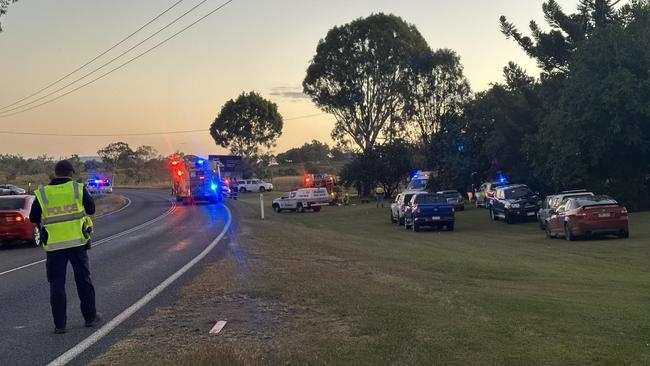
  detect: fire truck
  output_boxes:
[303,173,339,204]
[170,155,223,205]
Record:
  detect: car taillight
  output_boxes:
[621,207,628,216]
[15,215,24,222]
[7,215,24,223]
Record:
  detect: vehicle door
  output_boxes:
[278,194,290,209]
[539,196,552,222]
[286,191,297,208]
[548,200,568,234]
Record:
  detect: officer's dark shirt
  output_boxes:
[29,178,95,224]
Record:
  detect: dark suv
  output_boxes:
[489,184,541,224]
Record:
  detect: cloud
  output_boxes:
[269,85,310,102]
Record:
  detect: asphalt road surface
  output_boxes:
[0,189,232,366]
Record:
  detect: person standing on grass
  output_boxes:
[375,184,385,208]
[30,160,101,334]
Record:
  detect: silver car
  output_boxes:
[390,191,418,225]
[0,184,26,195]
[537,190,594,229]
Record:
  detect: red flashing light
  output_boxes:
[171,160,179,166]
[177,170,183,177]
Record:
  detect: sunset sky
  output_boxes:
[0,0,577,158]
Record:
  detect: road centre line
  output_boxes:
[47,204,232,366]
[0,201,176,278]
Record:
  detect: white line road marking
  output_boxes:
[93,196,132,219]
[47,205,232,366]
[0,201,176,278]
[209,320,227,334]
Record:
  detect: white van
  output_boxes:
[272,188,330,213]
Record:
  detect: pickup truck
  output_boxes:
[404,192,456,232]
[272,188,330,213]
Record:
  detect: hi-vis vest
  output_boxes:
[34,181,87,251]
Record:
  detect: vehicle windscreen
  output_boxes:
[0,198,25,210]
[439,192,459,198]
[415,194,447,204]
[407,179,428,190]
[504,187,534,199]
[574,197,618,207]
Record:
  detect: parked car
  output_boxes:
[272,188,330,213]
[537,190,594,229]
[545,196,629,240]
[437,190,465,211]
[0,195,40,246]
[404,192,456,232]
[0,184,27,195]
[390,191,418,225]
[489,184,541,224]
[475,181,509,208]
[236,179,273,193]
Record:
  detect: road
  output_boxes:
[0,189,232,366]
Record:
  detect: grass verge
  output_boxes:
[92,197,650,365]
[93,194,128,217]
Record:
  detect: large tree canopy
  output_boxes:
[406,48,471,145]
[210,91,283,159]
[499,0,623,73]
[0,0,18,32]
[303,13,431,153]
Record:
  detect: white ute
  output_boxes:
[272,188,330,213]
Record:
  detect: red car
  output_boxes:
[0,195,40,246]
[545,195,629,241]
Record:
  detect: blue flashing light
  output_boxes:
[210,183,218,191]
[94,179,101,184]
[197,159,205,164]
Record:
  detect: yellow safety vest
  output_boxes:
[375,186,385,195]
[34,181,87,251]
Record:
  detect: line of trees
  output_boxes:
[302,1,650,209]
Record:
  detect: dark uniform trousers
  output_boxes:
[46,246,96,329]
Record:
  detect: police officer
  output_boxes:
[29,160,101,334]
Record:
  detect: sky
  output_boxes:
[0,0,578,158]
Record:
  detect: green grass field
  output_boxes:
[94,195,650,366]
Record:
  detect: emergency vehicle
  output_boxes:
[272,188,331,213]
[170,155,223,205]
[303,174,339,204]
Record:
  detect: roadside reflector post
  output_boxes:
[260,193,265,220]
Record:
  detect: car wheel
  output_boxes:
[313,206,321,212]
[405,217,412,229]
[545,224,554,239]
[447,223,455,232]
[412,222,420,232]
[239,187,247,193]
[618,230,629,239]
[490,208,498,221]
[390,212,396,224]
[475,199,480,208]
[273,204,281,213]
[297,203,304,213]
[564,224,575,241]
[398,216,405,226]
[32,226,41,247]
[260,187,266,192]
[505,211,514,224]
[538,219,546,230]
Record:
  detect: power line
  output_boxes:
[0,0,215,117]
[0,0,187,112]
[0,112,328,137]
